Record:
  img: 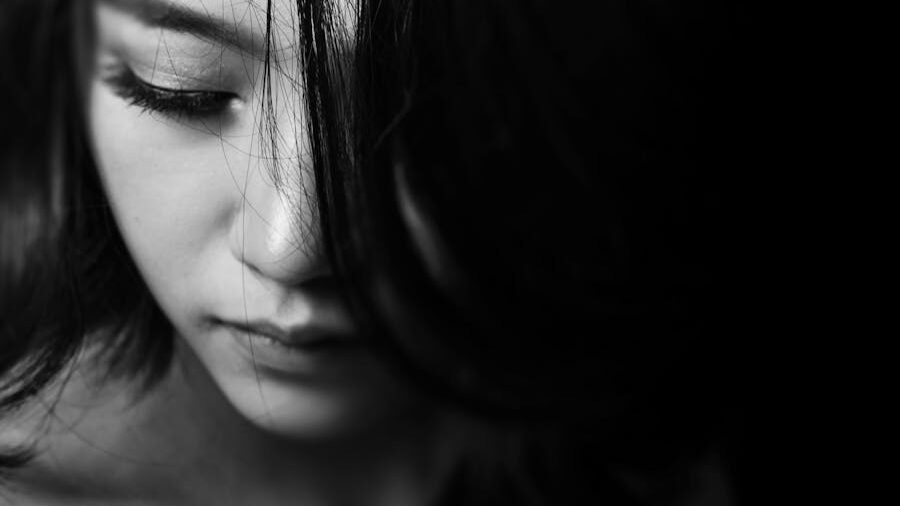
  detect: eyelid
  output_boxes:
[130,60,238,93]
[119,64,237,95]
[136,73,214,94]
[103,64,239,119]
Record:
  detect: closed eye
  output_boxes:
[103,65,238,120]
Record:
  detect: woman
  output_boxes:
[2,0,750,504]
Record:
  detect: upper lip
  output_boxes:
[219,319,353,348]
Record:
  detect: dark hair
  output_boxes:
[2,0,751,503]
[326,0,751,503]
[1,0,171,463]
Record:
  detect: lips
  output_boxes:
[220,319,356,351]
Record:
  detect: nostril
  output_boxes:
[291,268,335,290]
[235,246,329,285]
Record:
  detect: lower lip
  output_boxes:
[221,324,362,377]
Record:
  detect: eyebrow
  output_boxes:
[100,0,262,56]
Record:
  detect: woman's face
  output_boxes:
[89,0,419,438]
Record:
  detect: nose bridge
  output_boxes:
[228,101,323,284]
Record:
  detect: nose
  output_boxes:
[227,165,327,285]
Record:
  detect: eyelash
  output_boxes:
[104,66,237,120]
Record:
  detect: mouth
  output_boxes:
[204,277,364,374]
[218,319,357,352]
[209,316,365,377]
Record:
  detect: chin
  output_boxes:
[220,375,388,440]
[176,320,427,441]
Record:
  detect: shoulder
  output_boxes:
[0,347,181,500]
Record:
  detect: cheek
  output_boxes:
[87,79,239,317]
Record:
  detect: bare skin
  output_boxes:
[1,339,447,506]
